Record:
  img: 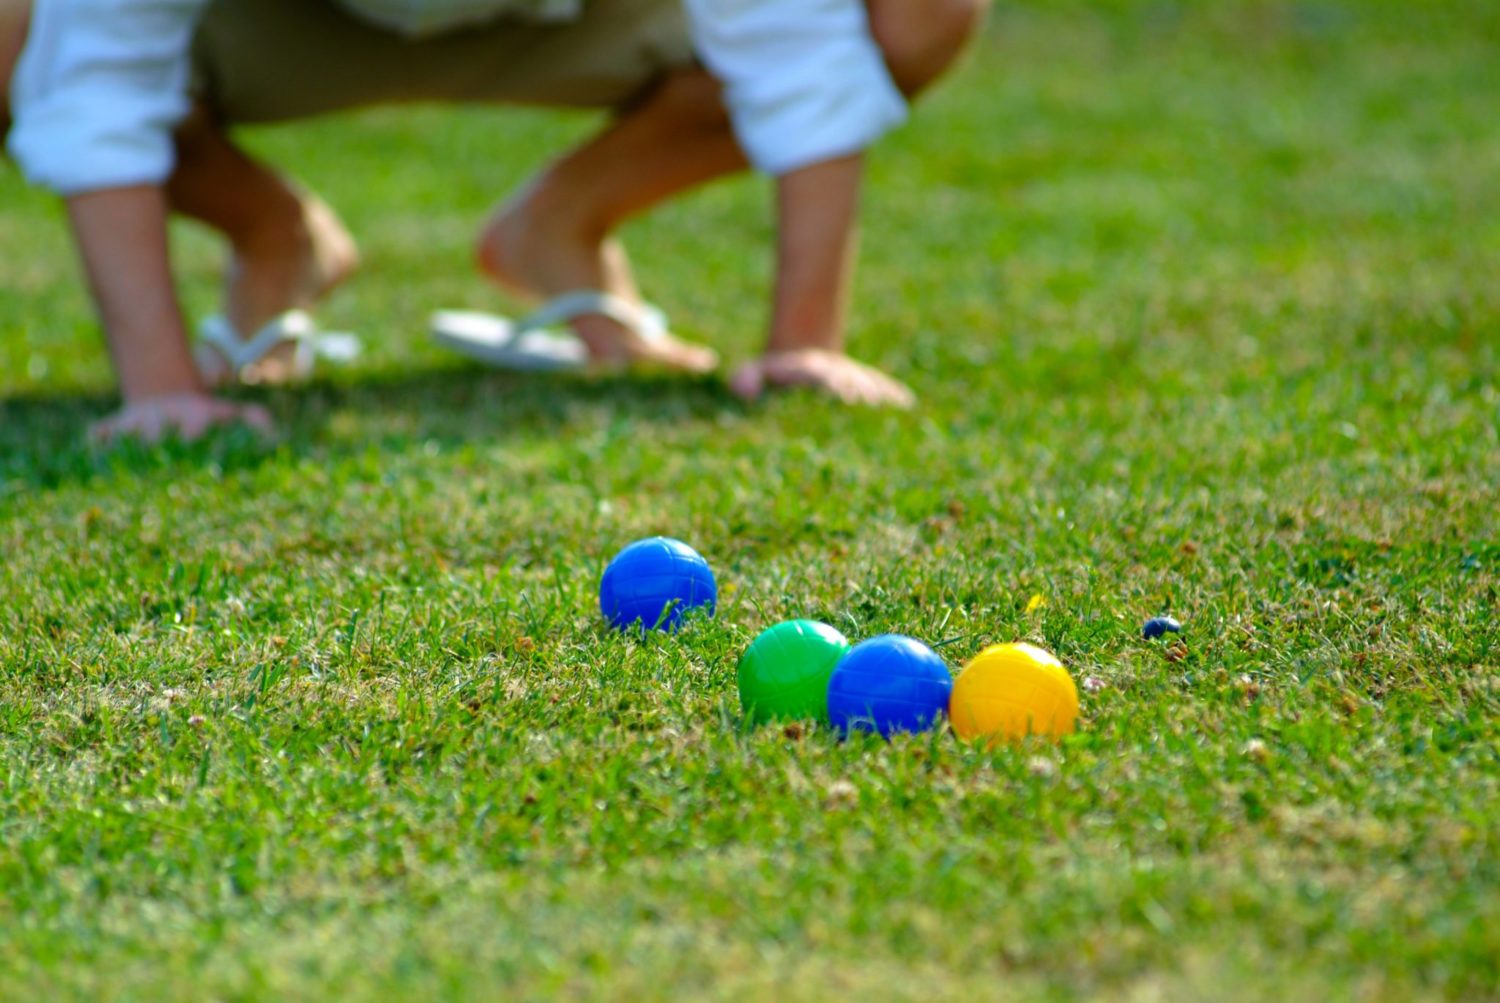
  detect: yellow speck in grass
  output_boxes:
[1025,593,1047,614]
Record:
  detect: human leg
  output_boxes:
[869,0,990,98]
[475,70,740,371]
[476,0,989,375]
[166,107,359,382]
[184,0,720,373]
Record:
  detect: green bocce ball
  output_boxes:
[737,619,852,725]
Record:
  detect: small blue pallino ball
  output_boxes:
[826,634,953,737]
[1142,616,1183,641]
[599,537,717,632]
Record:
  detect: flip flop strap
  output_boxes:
[199,311,360,371]
[514,291,668,342]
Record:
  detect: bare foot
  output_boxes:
[90,393,274,445]
[476,192,717,374]
[730,350,917,408]
[198,195,360,386]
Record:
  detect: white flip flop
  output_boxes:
[430,291,670,373]
[195,310,361,386]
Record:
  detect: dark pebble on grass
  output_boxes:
[1142,616,1183,640]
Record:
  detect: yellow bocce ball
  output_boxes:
[950,642,1079,743]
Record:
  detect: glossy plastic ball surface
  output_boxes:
[950,642,1078,743]
[599,537,716,632]
[826,635,953,737]
[737,620,851,725]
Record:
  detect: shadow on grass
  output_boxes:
[0,362,740,497]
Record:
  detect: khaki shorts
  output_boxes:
[191,0,694,124]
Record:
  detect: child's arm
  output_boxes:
[68,186,271,440]
[685,0,915,406]
[9,0,263,441]
[728,154,913,406]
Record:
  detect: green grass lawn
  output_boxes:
[2,2,1498,999]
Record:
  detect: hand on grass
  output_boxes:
[730,350,916,408]
[90,393,273,445]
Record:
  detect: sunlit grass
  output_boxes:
[1,3,1496,999]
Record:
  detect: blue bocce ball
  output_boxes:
[599,537,717,632]
[826,634,953,737]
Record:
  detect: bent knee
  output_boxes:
[871,0,988,97]
[646,69,729,130]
